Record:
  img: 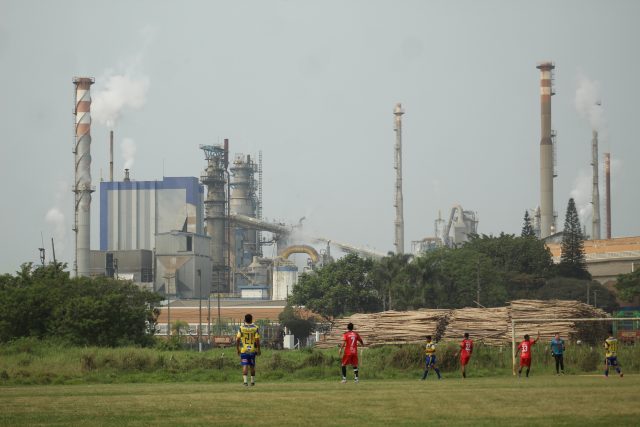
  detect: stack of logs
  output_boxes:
[315,299,609,348]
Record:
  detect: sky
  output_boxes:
[0,0,639,273]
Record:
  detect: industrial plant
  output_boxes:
[69,59,640,327]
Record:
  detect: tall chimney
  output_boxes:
[604,152,611,239]
[73,77,95,277]
[591,130,601,240]
[109,130,114,182]
[393,103,405,254]
[537,62,556,238]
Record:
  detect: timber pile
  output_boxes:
[441,307,510,346]
[316,300,610,348]
[508,299,610,344]
[315,309,450,348]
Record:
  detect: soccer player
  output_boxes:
[236,313,261,386]
[339,322,364,383]
[456,332,474,379]
[550,332,565,375]
[516,331,539,378]
[604,330,623,378]
[421,335,441,380]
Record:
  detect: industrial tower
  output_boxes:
[393,103,405,254]
[591,130,601,240]
[537,62,556,238]
[72,77,95,277]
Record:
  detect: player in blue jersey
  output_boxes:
[421,335,441,380]
[236,313,261,386]
[550,332,565,375]
[604,329,623,378]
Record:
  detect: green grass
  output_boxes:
[0,376,638,426]
[1,339,639,386]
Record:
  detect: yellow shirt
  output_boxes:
[604,337,618,358]
[237,323,260,354]
[425,342,437,355]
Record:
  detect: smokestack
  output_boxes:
[124,168,130,182]
[591,130,601,240]
[537,62,556,238]
[73,77,95,277]
[604,152,611,239]
[393,103,405,254]
[109,130,114,182]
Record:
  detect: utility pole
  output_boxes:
[198,269,202,352]
[476,257,481,307]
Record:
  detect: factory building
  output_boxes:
[89,249,154,290]
[99,176,204,251]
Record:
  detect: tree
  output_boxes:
[289,254,381,319]
[615,269,640,303]
[558,198,590,279]
[278,305,315,345]
[521,211,536,238]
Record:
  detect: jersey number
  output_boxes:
[243,332,254,344]
[522,344,529,352]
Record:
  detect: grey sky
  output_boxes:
[1,0,639,273]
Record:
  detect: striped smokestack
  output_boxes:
[73,77,95,277]
[604,152,611,239]
[537,62,556,238]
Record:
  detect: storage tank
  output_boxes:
[272,260,298,300]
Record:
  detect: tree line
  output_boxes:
[0,263,161,346]
[290,198,630,319]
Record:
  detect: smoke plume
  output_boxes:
[45,181,70,261]
[569,169,593,228]
[92,74,149,128]
[121,137,137,170]
[575,73,607,139]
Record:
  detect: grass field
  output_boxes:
[1,375,638,426]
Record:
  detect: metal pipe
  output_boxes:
[198,269,202,352]
[591,130,601,240]
[393,103,405,254]
[73,77,95,277]
[537,62,555,238]
[604,152,611,239]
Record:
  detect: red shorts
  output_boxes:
[520,357,531,368]
[342,353,358,366]
[460,355,471,366]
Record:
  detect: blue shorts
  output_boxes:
[425,355,437,366]
[605,356,618,367]
[240,353,256,366]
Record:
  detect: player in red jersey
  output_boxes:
[516,331,540,378]
[339,322,364,383]
[456,332,474,379]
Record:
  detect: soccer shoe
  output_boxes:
[341,379,347,384]
[354,378,359,384]
[243,382,248,387]
[620,373,624,378]
[250,382,255,386]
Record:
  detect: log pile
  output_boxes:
[316,300,610,348]
[315,309,449,348]
[441,307,510,346]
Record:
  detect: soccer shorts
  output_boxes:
[342,353,358,366]
[605,356,618,367]
[425,355,437,366]
[519,357,531,368]
[240,353,256,366]
[460,355,471,366]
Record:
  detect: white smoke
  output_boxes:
[92,74,149,128]
[575,73,608,143]
[44,181,70,262]
[569,169,593,227]
[121,137,137,170]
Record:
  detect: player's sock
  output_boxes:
[353,367,359,379]
[526,368,530,378]
[435,368,441,379]
[615,368,621,374]
[250,375,255,385]
[243,375,248,384]
[422,369,429,380]
[341,366,347,379]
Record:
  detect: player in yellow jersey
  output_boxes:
[236,313,261,386]
[604,329,623,378]
[421,335,441,380]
